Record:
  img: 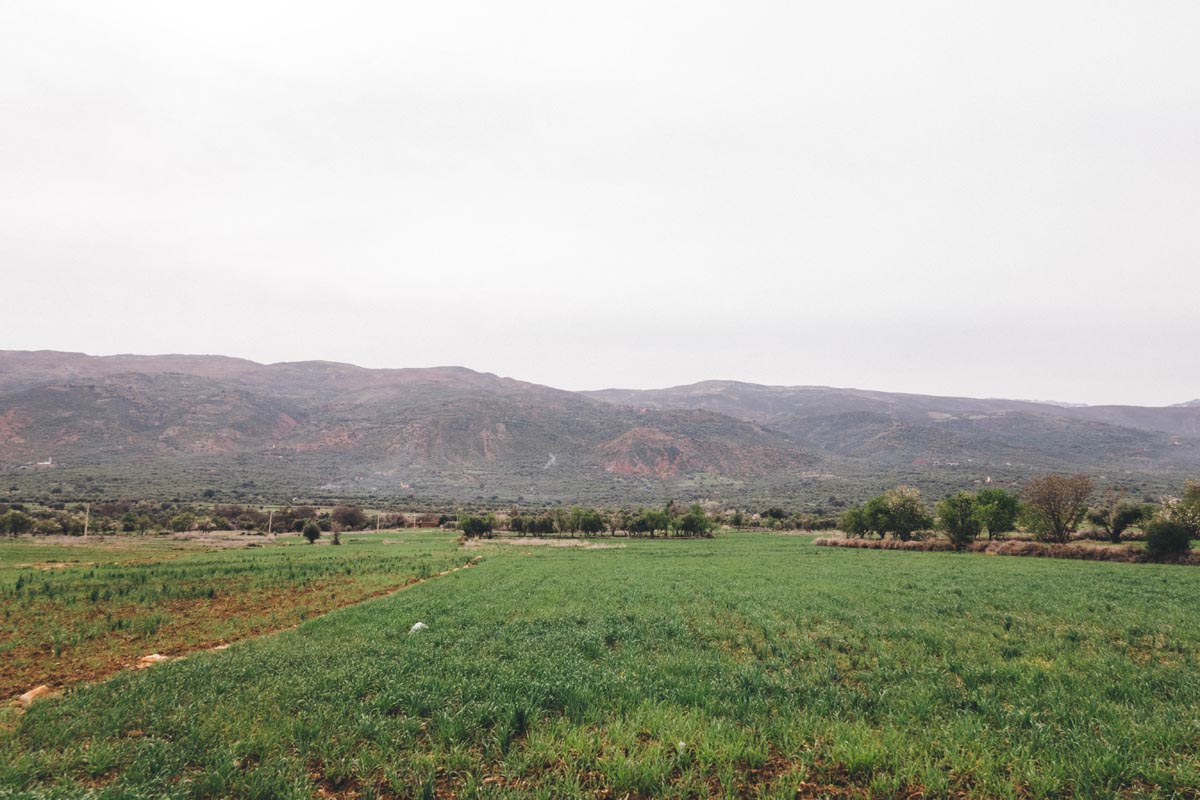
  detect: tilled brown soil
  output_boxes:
[3,559,479,701]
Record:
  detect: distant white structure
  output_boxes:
[36,457,53,466]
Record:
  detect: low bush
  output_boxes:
[815,535,1200,565]
[1145,519,1192,562]
[812,537,954,552]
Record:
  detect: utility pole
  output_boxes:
[267,509,273,537]
[83,503,90,537]
[376,511,381,533]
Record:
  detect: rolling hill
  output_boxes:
[1,351,1197,505]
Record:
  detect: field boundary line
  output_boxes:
[8,554,482,707]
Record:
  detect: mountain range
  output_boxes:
[1,350,1197,506]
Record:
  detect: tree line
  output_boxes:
[0,501,414,538]
[837,475,1200,560]
[460,503,718,539]
[4,477,1198,560]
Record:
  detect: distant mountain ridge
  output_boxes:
[583,380,1200,438]
[1,351,1197,504]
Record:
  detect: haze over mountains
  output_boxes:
[1,350,1197,505]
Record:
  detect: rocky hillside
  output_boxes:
[1,352,1197,504]
[586,382,1200,478]
[0,352,812,503]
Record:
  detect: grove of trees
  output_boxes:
[500,503,715,539]
[839,487,935,541]
[834,475,1199,561]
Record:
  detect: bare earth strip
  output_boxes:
[462,537,625,549]
[1,533,472,701]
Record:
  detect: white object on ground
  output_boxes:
[137,653,171,668]
[409,621,428,633]
[18,685,52,706]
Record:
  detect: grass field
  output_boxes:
[0,532,470,699]
[3,533,1200,798]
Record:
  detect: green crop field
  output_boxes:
[3,533,1200,798]
[0,532,470,699]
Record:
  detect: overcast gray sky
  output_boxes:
[2,1,1197,405]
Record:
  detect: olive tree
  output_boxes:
[1087,495,1148,544]
[838,506,869,538]
[459,513,496,539]
[842,487,932,541]
[974,487,1020,539]
[937,492,982,551]
[1145,518,1192,561]
[881,486,931,541]
[673,504,716,537]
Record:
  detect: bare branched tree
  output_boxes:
[1024,474,1093,544]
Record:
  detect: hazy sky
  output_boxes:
[3,2,1198,405]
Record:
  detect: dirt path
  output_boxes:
[462,537,625,549]
[8,556,482,706]
[188,555,483,658]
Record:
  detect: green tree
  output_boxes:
[302,520,321,544]
[974,487,1020,539]
[841,489,931,540]
[33,518,63,536]
[641,509,671,538]
[674,504,716,537]
[459,513,496,539]
[882,486,931,541]
[0,510,34,536]
[1164,481,1200,537]
[551,508,570,536]
[627,512,651,536]
[577,508,606,535]
[860,495,893,538]
[937,492,982,551]
[331,505,367,530]
[1087,496,1148,544]
[838,506,869,538]
[169,512,196,533]
[1145,518,1191,562]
